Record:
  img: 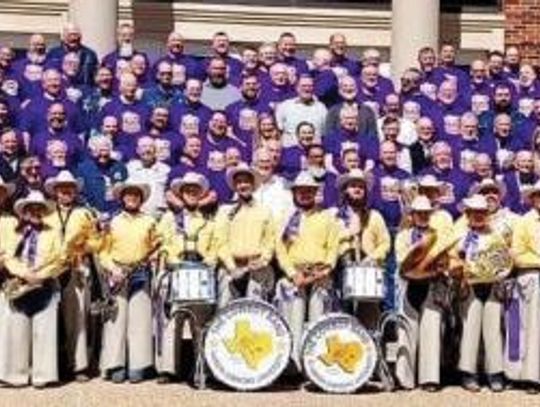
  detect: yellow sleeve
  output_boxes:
[512,216,540,268]
[395,229,410,266]
[323,215,340,272]
[156,212,175,260]
[275,219,296,279]
[214,208,236,272]
[260,211,276,266]
[36,232,67,279]
[200,220,218,267]
[366,211,391,263]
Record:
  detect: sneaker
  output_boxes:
[128,370,145,384]
[75,372,90,383]
[462,374,481,392]
[111,369,126,384]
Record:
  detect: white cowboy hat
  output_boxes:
[409,195,434,212]
[0,175,15,197]
[291,171,320,189]
[170,172,209,196]
[44,170,82,196]
[522,180,540,200]
[112,178,151,203]
[14,191,55,217]
[417,174,443,190]
[336,169,366,191]
[460,194,489,212]
[470,177,506,198]
[226,163,260,190]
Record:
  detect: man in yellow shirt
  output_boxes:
[214,163,275,307]
[450,194,509,393]
[394,195,452,392]
[98,179,159,383]
[275,171,340,369]
[331,169,390,328]
[416,175,454,233]
[509,180,540,393]
[44,170,97,382]
[155,172,217,384]
[0,191,65,388]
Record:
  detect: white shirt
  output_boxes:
[126,159,170,217]
[275,97,328,147]
[254,175,294,220]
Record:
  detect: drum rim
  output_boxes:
[204,298,293,391]
[300,312,377,394]
[342,265,385,301]
[167,262,217,304]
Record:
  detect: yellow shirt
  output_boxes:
[157,209,217,266]
[99,211,159,271]
[430,209,454,240]
[0,214,18,253]
[332,208,390,264]
[454,208,517,247]
[45,205,100,266]
[214,201,275,271]
[3,224,65,279]
[512,209,540,269]
[276,208,340,278]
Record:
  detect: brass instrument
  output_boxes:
[462,235,513,285]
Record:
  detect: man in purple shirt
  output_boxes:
[29,102,83,167]
[357,63,392,111]
[143,106,183,166]
[19,68,85,137]
[13,34,48,101]
[170,78,213,136]
[201,111,248,166]
[151,31,201,89]
[99,72,150,136]
[310,48,339,107]
[277,32,309,85]
[262,63,295,109]
[200,32,244,82]
[431,43,470,94]
[328,33,360,77]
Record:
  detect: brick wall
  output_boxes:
[505,0,540,64]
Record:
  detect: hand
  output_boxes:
[292,272,306,288]
[22,272,44,285]
[231,267,248,280]
[110,267,125,285]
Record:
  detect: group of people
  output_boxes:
[0,20,540,395]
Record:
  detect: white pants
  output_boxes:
[61,271,89,373]
[275,277,333,369]
[218,266,274,308]
[505,271,540,383]
[0,291,60,386]
[459,284,503,375]
[100,285,153,374]
[396,280,444,388]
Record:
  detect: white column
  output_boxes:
[391,0,439,83]
[69,0,118,59]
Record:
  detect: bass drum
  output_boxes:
[301,313,377,393]
[204,299,292,391]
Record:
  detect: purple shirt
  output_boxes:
[450,136,497,174]
[101,49,150,79]
[200,133,248,169]
[369,164,410,229]
[324,128,379,172]
[99,96,150,135]
[169,101,213,136]
[311,69,339,107]
[152,53,204,88]
[29,127,84,167]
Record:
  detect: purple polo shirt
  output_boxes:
[449,136,497,174]
[225,96,272,145]
[369,164,410,229]
[169,101,213,136]
[138,130,183,166]
[151,53,203,89]
[29,127,84,167]
[331,55,360,77]
[324,128,379,172]
[278,145,305,181]
[102,49,150,79]
[280,56,309,84]
[200,133,248,168]
[99,96,150,135]
[311,68,339,107]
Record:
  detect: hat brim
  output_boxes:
[14,199,55,217]
[113,183,151,203]
[470,182,507,199]
[0,183,15,197]
[170,178,209,196]
[226,168,260,190]
[337,174,366,191]
[44,179,82,196]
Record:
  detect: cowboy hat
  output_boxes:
[522,180,540,200]
[44,170,83,196]
[291,171,320,189]
[417,174,443,190]
[409,195,434,212]
[470,177,506,198]
[112,178,151,202]
[226,163,260,190]
[0,175,15,197]
[170,172,209,196]
[460,194,489,212]
[336,169,366,191]
[14,191,55,217]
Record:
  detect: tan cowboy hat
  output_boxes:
[460,194,489,212]
[522,180,540,201]
[291,171,320,190]
[226,163,260,190]
[44,170,83,196]
[400,229,437,278]
[417,174,443,190]
[409,195,434,212]
[470,177,506,199]
[0,175,15,197]
[14,191,55,217]
[112,178,151,202]
[336,169,366,191]
[170,172,209,196]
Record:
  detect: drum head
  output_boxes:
[301,313,377,393]
[204,299,292,391]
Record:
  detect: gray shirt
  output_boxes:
[201,81,242,111]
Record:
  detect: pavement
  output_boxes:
[1,380,539,407]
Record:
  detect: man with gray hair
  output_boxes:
[127,136,170,216]
[76,135,127,214]
[47,22,98,85]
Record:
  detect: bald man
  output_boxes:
[310,48,339,107]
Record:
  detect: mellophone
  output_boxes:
[155,260,385,393]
